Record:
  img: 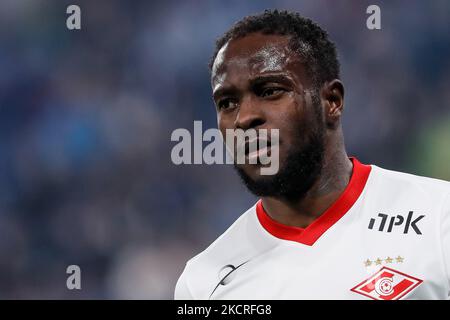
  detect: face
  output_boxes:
[211,33,326,200]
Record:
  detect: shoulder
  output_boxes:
[174,203,276,299]
[187,203,261,265]
[364,164,450,237]
[369,164,450,201]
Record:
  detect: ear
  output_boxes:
[321,79,344,128]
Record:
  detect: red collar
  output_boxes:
[256,157,372,246]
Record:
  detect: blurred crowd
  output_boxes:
[0,0,449,298]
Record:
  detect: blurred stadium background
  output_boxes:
[0,0,449,298]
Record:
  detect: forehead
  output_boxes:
[211,33,305,87]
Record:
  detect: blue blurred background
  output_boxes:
[0,0,449,299]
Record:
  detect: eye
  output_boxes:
[260,87,285,98]
[217,98,238,110]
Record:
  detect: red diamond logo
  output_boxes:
[351,267,423,300]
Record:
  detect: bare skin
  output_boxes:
[212,33,353,229]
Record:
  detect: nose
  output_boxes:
[234,96,265,130]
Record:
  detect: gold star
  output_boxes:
[375,258,382,265]
[364,259,372,267]
[396,256,404,263]
[385,257,393,264]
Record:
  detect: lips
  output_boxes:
[244,138,273,160]
[247,146,270,161]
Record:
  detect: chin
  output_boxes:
[237,162,281,180]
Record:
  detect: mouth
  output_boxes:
[244,138,274,161]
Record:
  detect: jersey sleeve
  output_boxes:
[440,192,450,297]
[174,263,194,300]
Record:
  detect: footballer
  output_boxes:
[175,10,450,300]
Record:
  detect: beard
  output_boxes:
[234,97,325,202]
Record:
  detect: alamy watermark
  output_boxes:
[66,5,81,30]
[171,121,280,175]
[66,264,81,290]
[366,5,381,30]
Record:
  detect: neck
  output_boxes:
[261,139,353,228]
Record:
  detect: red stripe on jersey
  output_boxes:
[256,157,372,246]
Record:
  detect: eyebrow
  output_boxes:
[212,74,295,100]
[212,86,239,101]
[249,74,294,87]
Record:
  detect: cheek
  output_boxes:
[217,113,233,137]
[267,98,312,154]
[267,97,304,133]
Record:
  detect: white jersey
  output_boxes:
[175,158,450,300]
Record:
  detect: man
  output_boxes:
[175,10,450,300]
